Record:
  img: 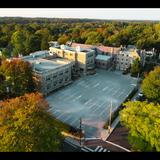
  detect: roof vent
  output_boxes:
[76,46,81,52]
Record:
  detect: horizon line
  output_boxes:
[0,16,159,21]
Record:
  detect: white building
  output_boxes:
[22,51,73,95]
[116,47,140,71]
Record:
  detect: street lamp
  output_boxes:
[79,117,82,147]
[108,101,112,134]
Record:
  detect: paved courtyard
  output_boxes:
[46,69,137,138]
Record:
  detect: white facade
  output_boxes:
[22,51,73,95]
[116,51,132,71]
[116,49,140,71]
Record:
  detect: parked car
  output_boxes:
[138,91,143,97]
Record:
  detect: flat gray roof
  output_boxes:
[23,55,72,73]
[96,55,111,61]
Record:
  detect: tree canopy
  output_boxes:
[0,59,35,99]
[141,66,160,103]
[0,92,64,152]
[0,17,160,58]
[120,101,160,152]
[130,58,141,77]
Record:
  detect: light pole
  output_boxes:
[108,101,112,134]
[79,117,82,147]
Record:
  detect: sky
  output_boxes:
[0,8,160,20]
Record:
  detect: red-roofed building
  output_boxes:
[71,43,120,55]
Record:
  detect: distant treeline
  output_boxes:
[0,17,106,24]
[0,17,160,58]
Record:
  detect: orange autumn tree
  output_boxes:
[0,59,35,99]
[0,92,63,152]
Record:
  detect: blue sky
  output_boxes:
[0,8,160,20]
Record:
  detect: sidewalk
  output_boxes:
[100,116,120,141]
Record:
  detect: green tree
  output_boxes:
[11,31,26,57]
[0,48,10,58]
[130,58,141,77]
[25,35,41,54]
[0,92,64,152]
[120,101,160,151]
[85,31,103,45]
[141,66,160,103]
[35,28,50,50]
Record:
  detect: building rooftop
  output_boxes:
[33,58,71,73]
[22,52,72,74]
[95,55,111,61]
[71,43,120,54]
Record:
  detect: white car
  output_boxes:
[138,92,143,97]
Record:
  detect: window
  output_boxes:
[121,62,123,65]
[46,76,51,81]
[59,72,63,76]
[65,70,69,73]
[47,84,50,90]
[88,54,92,58]
[65,77,68,81]
[53,75,57,78]
[59,79,63,84]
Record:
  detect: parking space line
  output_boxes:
[57,112,66,119]
[70,118,78,126]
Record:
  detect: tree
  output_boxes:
[141,66,160,103]
[130,58,141,77]
[0,48,10,58]
[25,35,41,54]
[0,92,64,152]
[120,101,160,151]
[58,35,70,44]
[84,31,103,45]
[0,36,9,48]
[0,72,6,100]
[0,59,35,99]
[11,31,26,57]
[35,28,50,50]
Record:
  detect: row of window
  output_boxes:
[46,77,69,90]
[121,54,129,57]
[95,61,107,66]
[46,70,70,81]
[117,58,129,61]
[120,62,128,65]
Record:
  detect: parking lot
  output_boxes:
[46,69,137,138]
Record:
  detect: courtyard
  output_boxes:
[46,69,137,138]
